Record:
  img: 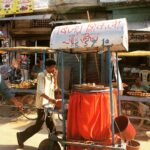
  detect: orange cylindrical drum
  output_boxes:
[114,115,136,141]
[67,91,119,150]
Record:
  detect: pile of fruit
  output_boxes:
[127,91,150,97]
[10,79,37,89]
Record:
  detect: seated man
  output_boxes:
[0,64,11,80]
[9,65,22,84]
[0,73,23,108]
[130,77,149,92]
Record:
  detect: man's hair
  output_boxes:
[45,59,56,67]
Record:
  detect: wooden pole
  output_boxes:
[86,10,100,83]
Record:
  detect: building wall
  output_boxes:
[1,1,149,86]
[112,7,150,22]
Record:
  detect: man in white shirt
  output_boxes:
[16,59,61,148]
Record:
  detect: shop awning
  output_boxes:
[128,21,150,32]
[0,14,53,21]
[0,46,54,53]
[0,50,5,54]
[118,50,150,57]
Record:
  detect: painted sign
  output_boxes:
[0,0,15,16]
[15,0,33,14]
[33,0,49,10]
[129,32,150,43]
[50,18,128,52]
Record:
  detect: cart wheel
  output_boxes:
[121,101,144,128]
[21,94,36,112]
[38,138,61,150]
[20,94,37,120]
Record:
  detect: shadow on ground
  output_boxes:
[0,145,37,150]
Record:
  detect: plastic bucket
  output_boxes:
[126,140,140,150]
[114,115,136,141]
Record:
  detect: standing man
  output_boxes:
[20,54,30,81]
[16,59,61,148]
[0,74,23,108]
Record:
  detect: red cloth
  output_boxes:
[67,91,118,150]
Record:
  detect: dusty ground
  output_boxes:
[0,118,47,150]
[0,105,149,150]
[135,124,150,150]
[0,104,47,150]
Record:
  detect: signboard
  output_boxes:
[0,0,33,16]
[50,18,128,52]
[16,0,33,14]
[33,0,49,10]
[0,0,16,16]
[129,32,150,43]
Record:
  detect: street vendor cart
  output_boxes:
[118,51,150,128]
[44,18,129,150]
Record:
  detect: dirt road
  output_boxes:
[0,117,47,150]
[0,106,149,150]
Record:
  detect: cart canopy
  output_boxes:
[50,18,128,53]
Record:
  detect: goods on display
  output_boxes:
[9,79,37,89]
[127,91,150,97]
[73,83,109,90]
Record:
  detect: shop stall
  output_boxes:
[49,18,128,150]
[0,46,54,115]
[118,51,150,127]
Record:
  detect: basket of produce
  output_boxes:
[127,91,150,97]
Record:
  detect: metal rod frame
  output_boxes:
[59,49,125,149]
[79,54,82,84]
[42,52,46,70]
[116,52,121,115]
[107,48,115,145]
[60,51,66,150]
[61,140,125,150]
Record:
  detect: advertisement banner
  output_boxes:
[50,18,128,52]
[15,0,33,14]
[0,0,16,16]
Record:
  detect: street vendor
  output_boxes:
[9,58,22,84]
[0,74,23,108]
[130,77,150,92]
[16,59,62,148]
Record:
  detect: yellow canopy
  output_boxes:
[0,46,54,53]
[0,50,6,54]
[118,50,150,57]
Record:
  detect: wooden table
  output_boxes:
[120,95,150,103]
